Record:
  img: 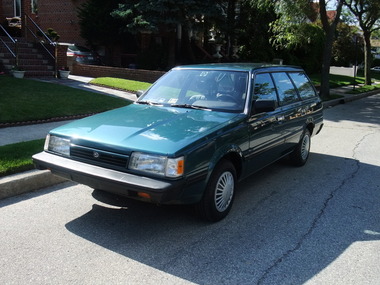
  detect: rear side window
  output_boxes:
[288,72,317,99]
[271,72,299,106]
[253,73,277,101]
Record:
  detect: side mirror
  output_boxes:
[254,99,278,113]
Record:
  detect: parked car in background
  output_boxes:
[370,66,380,72]
[33,63,323,222]
[67,44,101,65]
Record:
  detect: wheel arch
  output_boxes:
[208,145,243,182]
[222,151,243,180]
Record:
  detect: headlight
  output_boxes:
[129,152,184,178]
[44,134,70,156]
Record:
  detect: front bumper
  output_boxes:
[32,152,187,204]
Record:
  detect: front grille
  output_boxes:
[70,145,129,168]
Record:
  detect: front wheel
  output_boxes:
[290,129,311,166]
[195,159,236,222]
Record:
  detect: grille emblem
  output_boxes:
[93,151,100,159]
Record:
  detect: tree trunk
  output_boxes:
[363,31,372,85]
[320,28,334,100]
[318,0,343,100]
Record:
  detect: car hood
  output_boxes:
[50,104,242,155]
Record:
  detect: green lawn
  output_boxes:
[90,77,152,93]
[0,76,129,124]
[0,139,44,177]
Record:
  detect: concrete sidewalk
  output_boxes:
[0,74,137,199]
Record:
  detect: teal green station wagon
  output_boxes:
[33,63,323,222]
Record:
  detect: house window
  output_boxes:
[14,0,21,17]
[31,0,38,14]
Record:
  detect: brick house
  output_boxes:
[0,0,166,81]
[0,0,91,76]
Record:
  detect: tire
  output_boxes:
[195,159,236,222]
[290,129,311,166]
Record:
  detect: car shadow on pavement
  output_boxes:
[65,152,380,284]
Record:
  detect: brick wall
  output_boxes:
[26,0,87,45]
[1,0,16,20]
[72,64,166,84]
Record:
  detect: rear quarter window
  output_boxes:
[288,72,317,99]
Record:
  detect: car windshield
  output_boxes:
[137,69,249,113]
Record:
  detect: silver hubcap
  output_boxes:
[301,134,310,161]
[214,171,234,212]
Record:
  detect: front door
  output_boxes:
[246,72,286,173]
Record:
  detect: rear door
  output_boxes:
[270,72,307,153]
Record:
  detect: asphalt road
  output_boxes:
[1,95,379,285]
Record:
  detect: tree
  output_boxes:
[237,0,277,62]
[343,0,380,85]
[332,22,363,67]
[268,0,344,99]
[77,0,130,65]
[112,0,224,68]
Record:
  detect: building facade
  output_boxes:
[1,0,87,45]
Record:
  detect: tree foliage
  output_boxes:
[332,22,363,66]
[77,0,125,47]
[111,0,223,33]
[237,1,277,62]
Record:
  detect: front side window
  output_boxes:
[288,72,317,99]
[138,69,248,113]
[271,72,299,106]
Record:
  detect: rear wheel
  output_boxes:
[195,159,236,222]
[290,129,311,166]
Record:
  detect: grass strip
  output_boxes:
[0,76,129,124]
[310,73,364,88]
[346,83,380,94]
[0,139,45,177]
[90,77,152,93]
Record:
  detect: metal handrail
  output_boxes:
[0,24,16,58]
[24,14,56,60]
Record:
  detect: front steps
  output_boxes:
[0,37,55,77]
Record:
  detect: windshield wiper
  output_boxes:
[171,104,211,110]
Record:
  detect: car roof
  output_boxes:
[174,63,303,73]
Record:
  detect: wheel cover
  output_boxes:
[301,134,310,161]
[214,171,234,212]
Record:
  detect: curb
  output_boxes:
[0,169,68,200]
[323,89,379,108]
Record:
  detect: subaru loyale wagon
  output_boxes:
[33,63,323,222]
